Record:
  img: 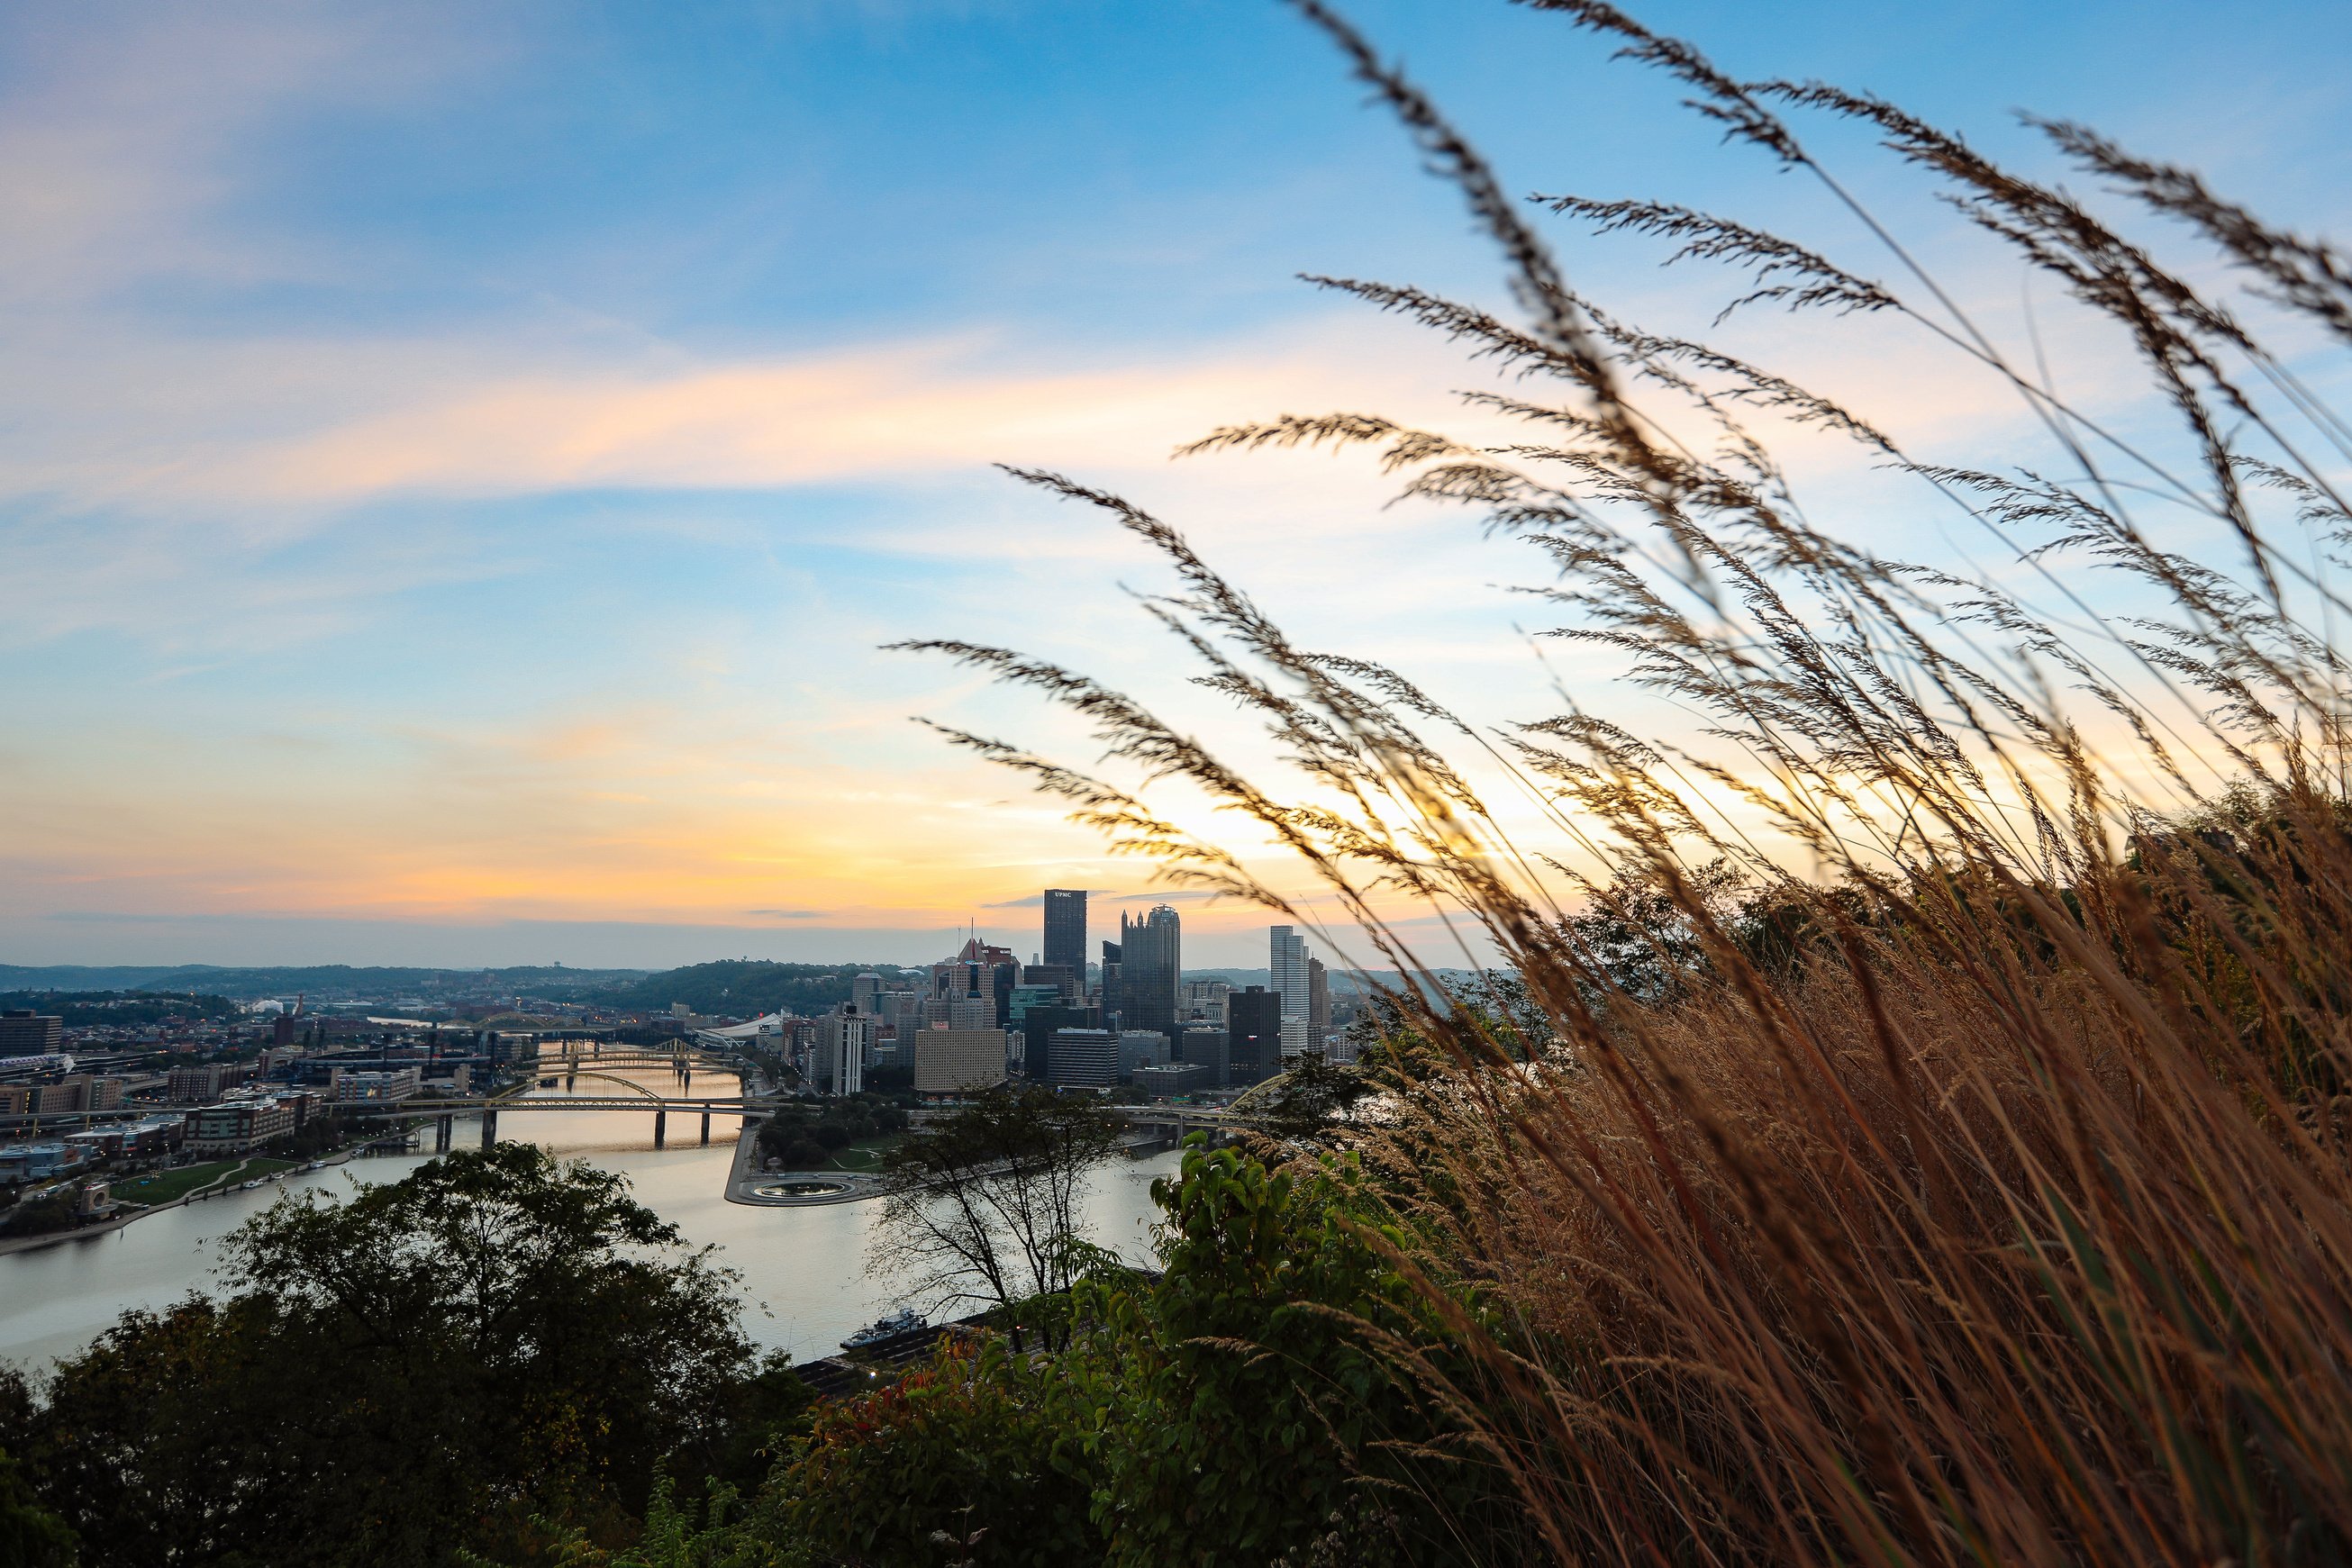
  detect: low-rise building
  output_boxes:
[1132,1062,1214,1097]
[1117,1030,1169,1082]
[65,1117,183,1162]
[168,1063,254,1103]
[331,1066,422,1104]
[30,1077,92,1115]
[0,1142,86,1182]
[1179,1029,1230,1088]
[184,1100,297,1156]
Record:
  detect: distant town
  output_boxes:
[0,890,1368,1242]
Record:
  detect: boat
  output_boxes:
[840,1307,928,1353]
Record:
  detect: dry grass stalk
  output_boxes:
[904,5,2352,1561]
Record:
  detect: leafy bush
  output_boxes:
[758,1338,1100,1567]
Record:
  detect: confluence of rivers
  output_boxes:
[0,1067,1181,1373]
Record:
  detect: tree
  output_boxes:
[0,1371,72,1568]
[8,1143,758,1568]
[1241,1047,1377,1150]
[0,1446,73,1568]
[758,1338,1102,1568]
[869,1089,1122,1348]
[1081,1138,1514,1567]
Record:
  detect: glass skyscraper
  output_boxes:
[1042,888,1088,974]
[1121,904,1183,1036]
[1270,924,1312,1058]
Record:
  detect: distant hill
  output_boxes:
[0,957,1476,1013]
[0,964,647,1002]
[1183,968,1270,987]
[1181,967,1472,994]
[0,989,243,1025]
[590,959,910,1018]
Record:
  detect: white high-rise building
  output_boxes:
[816,1013,871,1096]
[1270,925,1312,1059]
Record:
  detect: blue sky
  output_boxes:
[1,0,2346,969]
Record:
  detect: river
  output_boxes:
[0,1074,1183,1374]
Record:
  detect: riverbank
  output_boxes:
[0,1139,380,1256]
[724,1117,885,1207]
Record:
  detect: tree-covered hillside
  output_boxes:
[0,992,241,1026]
[590,960,909,1018]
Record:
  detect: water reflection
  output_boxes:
[0,1069,1179,1373]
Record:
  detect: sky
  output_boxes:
[1,0,2347,971]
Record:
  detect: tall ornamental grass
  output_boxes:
[908,4,2352,1561]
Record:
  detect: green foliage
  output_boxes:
[0,1373,72,1568]
[731,1137,1516,1567]
[1237,1049,1376,1148]
[596,963,896,1020]
[1080,1139,1505,1566]
[6,1144,763,1568]
[0,989,241,1026]
[0,1193,86,1237]
[755,1096,908,1172]
[759,1338,1101,1568]
[873,1090,1124,1344]
[0,1446,74,1568]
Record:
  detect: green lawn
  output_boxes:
[112,1155,302,1207]
[113,1160,244,1206]
[826,1137,901,1173]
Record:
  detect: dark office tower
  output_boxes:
[1180,1028,1230,1087]
[1099,939,1125,1025]
[1120,904,1183,1038]
[1227,985,1281,1088]
[1308,956,1330,1039]
[1043,889,1088,974]
[1024,963,1078,1002]
[1018,1002,1102,1083]
[1046,1029,1120,1090]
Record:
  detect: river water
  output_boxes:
[0,1074,1182,1374]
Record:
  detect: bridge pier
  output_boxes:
[481,1110,497,1147]
[434,1114,452,1153]
[699,1110,711,1146]
[682,1065,692,1091]
[653,1110,667,1149]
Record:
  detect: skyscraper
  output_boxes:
[1122,904,1183,1037]
[1270,925,1312,1058]
[851,972,884,1019]
[1099,938,1124,1023]
[1227,985,1281,1087]
[1042,889,1088,974]
[815,1013,870,1096]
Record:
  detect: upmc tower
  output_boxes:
[1042,889,1088,974]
